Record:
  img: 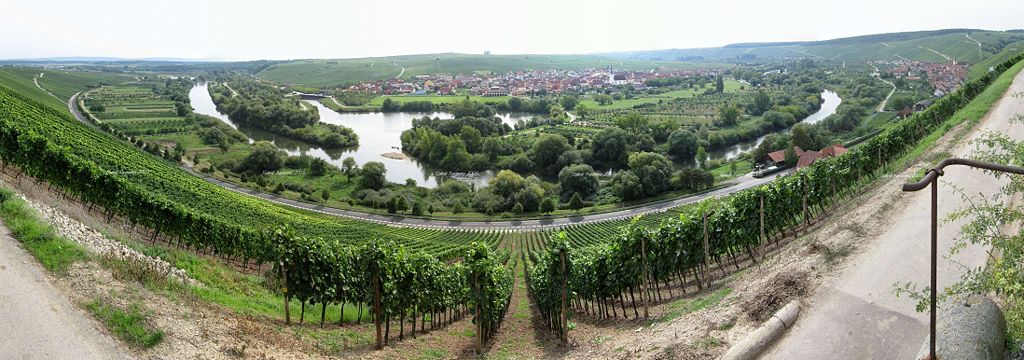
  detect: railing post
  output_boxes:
[900,158,1024,360]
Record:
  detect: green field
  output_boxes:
[256,53,723,87]
[579,79,743,110]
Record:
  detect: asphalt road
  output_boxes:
[762,66,1024,359]
[0,229,127,359]
[67,91,784,230]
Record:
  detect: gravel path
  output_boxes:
[762,66,1024,359]
[0,229,127,359]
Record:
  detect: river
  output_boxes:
[190,84,840,186]
[703,89,842,164]
[189,83,533,188]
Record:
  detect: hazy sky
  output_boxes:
[0,0,1020,60]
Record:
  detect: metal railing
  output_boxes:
[901,158,1024,359]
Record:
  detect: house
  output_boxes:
[796,144,848,169]
[766,144,847,169]
[767,146,803,165]
[914,100,933,112]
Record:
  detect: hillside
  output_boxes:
[255,53,718,87]
[615,29,1024,64]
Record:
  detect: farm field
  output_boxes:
[579,79,744,111]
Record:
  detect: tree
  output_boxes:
[489,170,526,198]
[695,146,708,169]
[459,126,482,153]
[274,182,285,194]
[236,141,284,174]
[750,89,772,116]
[559,95,578,111]
[441,139,471,170]
[574,102,589,119]
[482,138,503,161]
[784,145,799,166]
[308,158,328,176]
[715,75,725,94]
[591,127,630,166]
[540,197,556,214]
[342,157,358,180]
[558,164,598,200]
[569,192,584,215]
[791,123,815,150]
[667,129,699,160]
[411,200,424,216]
[381,98,399,111]
[321,188,330,201]
[613,113,649,133]
[427,204,435,215]
[512,202,524,215]
[405,178,417,187]
[452,202,465,217]
[729,161,738,176]
[628,152,673,197]
[530,134,570,173]
[395,196,409,213]
[718,104,740,126]
[675,168,714,192]
[610,170,643,200]
[359,161,387,190]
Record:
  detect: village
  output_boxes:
[343,66,724,96]
[871,58,969,96]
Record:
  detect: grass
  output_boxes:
[417,348,449,360]
[86,297,164,348]
[654,287,733,324]
[114,234,371,324]
[0,187,87,274]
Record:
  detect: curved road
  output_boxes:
[68,92,784,230]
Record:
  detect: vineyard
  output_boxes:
[0,50,1020,354]
[527,52,1024,334]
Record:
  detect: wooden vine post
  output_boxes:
[374,272,383,350]
[702,210,711,289]
[283,267,291,325]
[560,248,569,344]
[475,272,483,354]
[641,234,649,320]
[759,194,767,260]
[801,173,810,227]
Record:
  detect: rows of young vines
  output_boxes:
[529,53,1024,329]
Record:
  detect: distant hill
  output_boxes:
[612,29,1024,64]
[0,56,222,64]
[254,53,720,87]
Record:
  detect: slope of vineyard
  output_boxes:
[0,79,493,254]
[528,52,1024,330]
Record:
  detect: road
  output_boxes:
[872,66,897,112]
[0,228,127,359]
[67,91,784,230]
[762,65,1024,359]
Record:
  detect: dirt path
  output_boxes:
[33,73,60,100]
[919,46,953,62]
[762,64,1024,359]
[0,229,127,359]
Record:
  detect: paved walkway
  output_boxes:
[762,67,1024,359]
[0,228,127,359]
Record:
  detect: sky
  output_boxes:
[0,0,1021,61]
